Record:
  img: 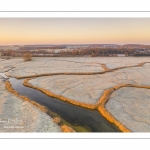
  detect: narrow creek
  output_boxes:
[0,72,120,132]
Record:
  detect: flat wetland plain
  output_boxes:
[1,57,150,132]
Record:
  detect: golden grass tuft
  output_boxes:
[61,125,76,132]
[101,64,109,71]
[23,53,32,61]
[52,117,61,124]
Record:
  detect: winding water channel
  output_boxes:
[0,72,120,132]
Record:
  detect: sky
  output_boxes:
[0,18,150,45]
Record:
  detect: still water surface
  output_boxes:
[0,73,120,132]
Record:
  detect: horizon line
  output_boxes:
[0,43,150,46]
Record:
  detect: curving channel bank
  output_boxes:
[6,76,120,132]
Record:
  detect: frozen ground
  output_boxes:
[0,58,22,73]
[1,57,150,132]
[0,76,61,132]
[29,64,150,105]
[6,57,104,77]
[5,57,150,78]
[0,58,22,67]
[106,87,150,132]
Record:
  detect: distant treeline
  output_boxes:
[19,45,66,50]
[1,47,150,57]
[58,47,141,56]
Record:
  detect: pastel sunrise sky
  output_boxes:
[0,18,150,45]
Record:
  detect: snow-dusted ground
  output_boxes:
[4,57,150,78]
[0,58,22,73]
[106,87,150,132]
[29,64,150,105]
[1,57,150,132]
[0,76,61,132]
[6,57,104,77]
[0,58,22,66]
